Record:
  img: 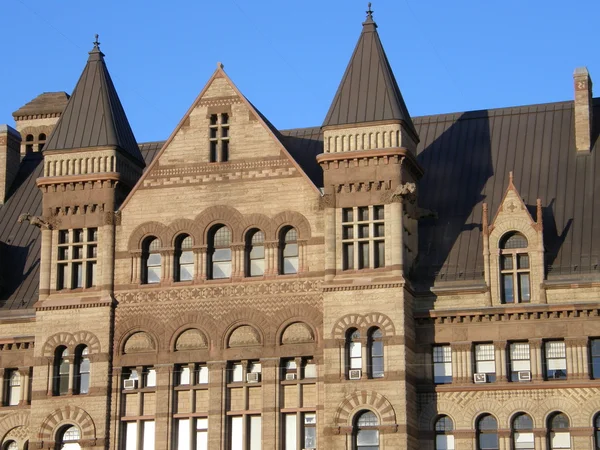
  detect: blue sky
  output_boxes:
[2,0,599,143]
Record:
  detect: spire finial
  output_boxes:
[366,2,373,20]
[93,34,100,50]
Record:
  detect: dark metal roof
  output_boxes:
[322,13,417,139]
[2,99,599,310]
[12,92,70,119]
[44,44,145,165]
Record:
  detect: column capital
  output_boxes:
[528,338,543,349]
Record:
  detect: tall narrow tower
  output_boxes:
[26,37,145,449]
[318,6,423,449]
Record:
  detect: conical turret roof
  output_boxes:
[44,37,144,165]
[322,6,418,140]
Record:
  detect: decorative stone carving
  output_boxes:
[123,331,156,353]
[175,329,208,351]
[281,322,314,344]
[228,325,261,347]
[17,213,58,230]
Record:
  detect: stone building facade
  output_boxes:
[0,7,599,450]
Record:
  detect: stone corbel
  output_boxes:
[18,213,59,230]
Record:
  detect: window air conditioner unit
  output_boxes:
[349,369,362,380]
[473,373,487,383]
[517,370,531,381]
[123,379,137,390]
[285,373,297,381]
[246,372,260,383]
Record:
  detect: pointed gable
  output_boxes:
[489,172,538,231]
[44,41,144,165]
[322,8,417,140]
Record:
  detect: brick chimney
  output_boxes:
[0,125,21,204]
[573,67,593,153]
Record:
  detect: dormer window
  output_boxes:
[209,113,230,162]
[499,232,530,304]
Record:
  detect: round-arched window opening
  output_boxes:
[4,441,18,450]
[57,425,81,449]
[434,415,454,450]
[500,231,528,249]
[548,412,571,450]
[354,410,379,450]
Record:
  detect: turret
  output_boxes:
[317,4,423,281]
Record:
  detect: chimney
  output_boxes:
[0,125,21,204]
[573,67,593,153]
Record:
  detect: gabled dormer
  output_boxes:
[317,6,423,281]
[483,172,545,305]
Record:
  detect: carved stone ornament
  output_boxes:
[380,182,416,204]
[318,193,335,209]
[104,211,122,226]
[18,213,59,230]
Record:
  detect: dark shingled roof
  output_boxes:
[12,92,70,119]
[44,44,145,165]
[322,12,418,140]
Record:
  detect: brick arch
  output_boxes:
[114,316,165,355]
[71,331,101,354]
[164,313,218,351]
[540,398,581,426]
[272,211,312,240]
[331,314,367,340]
[220,308,273,348]
[41,332,76,358]
[580,395,600,426]
[362,312,395,336]
[127,221,169,251]
[0,412,30,443]
[195,206,245,243]
[167,218,201,247]
[489,222,539,252]
[418,400,461,431]
[463,400,503,429]
[272,305,322,345]
[241,214,275,240]
[333,390,396,427]
[503,398,540,428]
[38,406,95,443]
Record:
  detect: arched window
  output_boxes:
[174,234,194,282]
[353,410,379,450]
[512,413,534,449]
[279,227,298,274]
[367,328,384,378]
[477,414,498,450]
[435,415,454,450]
[346,328,362,379]
[56,425,81,450]
[594,413,600,450]
[499,231,530,303]
[141,237,161,284]
[4,442,18,450]
[7,370,21,406]
[548,412,570,450]
[208,225,231,279]
[25,134,33,154]
[74,345,90,395]
[245,229,265,277]
[38,133,47,151]
[53,346,69,396]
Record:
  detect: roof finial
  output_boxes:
[366,2,374,20]
[509,171,514,185]
[93,34,100,50]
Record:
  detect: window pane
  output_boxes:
[249,245,264,259]
[177,419,190,450]
[180,367,190,385]
[350,341,362,358]
[358,224,369,238]
[374,241,385,268]
[342,208,353,223]
[519,273,530,302]
[357,429,378,446]
[358,207,369,221]
[197,366,209,384]
[501,255,513,270]
[283,257,299,274]
[147,266,161,283]
[285,414,297,450]
[249,416,261,450]
[148,253,161,266]
[213,248,231,262]
[143,421,155,450]
[371,357,384,378]
[213,261,232,279]
[374,223,385,237]
[146,369,157,387]
[502,232,528,249]
[551,432,571,449]
[72,263,83,288]
[343,225,354,239]
[283,243,298,257]
[502,274,514,303]
[514,431,534,448]
[250,259,265,276]
[479,433,499,449]
[343,243,354,270]
[125,422,137,450]
[358,242,369,269]
[180,250,194,264]
[180,264,194,281]
[80,372,90,394]
[373,205,384,220]
[518,254,530,269]
[232,364,243,382]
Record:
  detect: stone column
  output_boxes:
[231,244,245,279]
[566,337,588,380]
[495,341,507,382]
[452,342,471,384]
[39,227,53,296]
[101,219,116,297]
[261,358,278,449]
[67,356,74,395]
[390,201,403,277]
[18,367,29,405]
[131,250,142,284]
[298,240,307,273]
[154,364,173,450]
[195,246,207,281]
[533,429,546,450]
[207,362,226,450]
[324,206,336,281]
[529,339,543,381]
